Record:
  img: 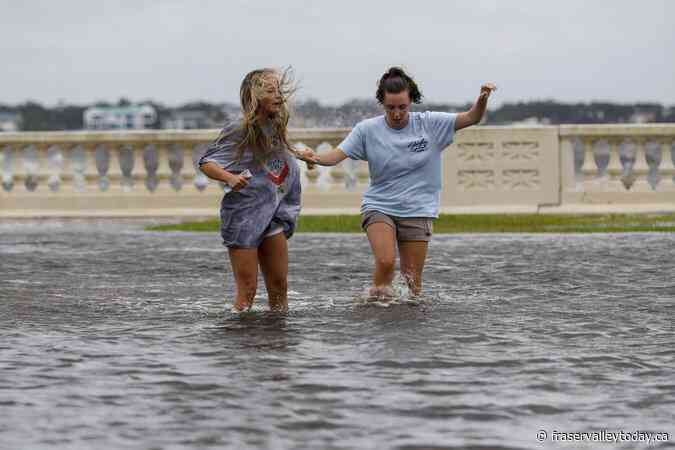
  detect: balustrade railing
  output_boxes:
[1,125,675,217]
[0,129,367,217]
[559,125,675,211]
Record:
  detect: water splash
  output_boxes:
[353,274,426,307]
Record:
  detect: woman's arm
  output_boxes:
[200,161,249,191]
[293,146,347,167]
[454,83,497,131]
[314,147,348,167]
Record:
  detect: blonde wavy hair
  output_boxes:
[218,67,297,163]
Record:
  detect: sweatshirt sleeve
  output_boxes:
[198,122,240,169]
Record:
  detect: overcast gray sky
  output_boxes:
[2,1,674,106]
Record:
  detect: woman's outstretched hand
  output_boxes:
[479,83,497,101]
[455,83,498,131]
[295,148,320,169]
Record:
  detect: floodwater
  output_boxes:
[1,221,674,449]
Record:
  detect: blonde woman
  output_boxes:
[313,67,496,300]
[199,68,315,312]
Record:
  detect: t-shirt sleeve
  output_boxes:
[425,111,458,150]
[198,123,240,169]
[338,122,367,161]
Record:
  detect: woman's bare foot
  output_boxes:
[231,301,253,313]
[269,304,288,313]
[368,285,395,301]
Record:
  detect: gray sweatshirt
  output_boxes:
[198,122,301,248]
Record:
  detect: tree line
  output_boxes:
[1,98,673,131]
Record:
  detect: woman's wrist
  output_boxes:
[221,171,235,185]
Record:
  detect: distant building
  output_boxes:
[0,112,22,132]
[511,116,551,126]
[222,103,241,120]
[162,110,220,130]
[629,110,657,124]
[83,105,157,130]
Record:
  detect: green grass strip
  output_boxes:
[147,213,675,234]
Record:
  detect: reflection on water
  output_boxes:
[1,222,674,449]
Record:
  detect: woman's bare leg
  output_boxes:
[398,241,428,296]
[366,223,397,298]
[228,247,259,311]
[258,232,289,312]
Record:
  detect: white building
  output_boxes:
[0,112,21,132]
[162,110,219,130]
[629,111,657,124]
[510,116,551,127]
[84,105,157,130]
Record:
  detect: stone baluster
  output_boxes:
[170,143,185,191]
[0,145,14,192]
[95,144,111,191]
[104,143,124,190]
[130,142,148,191]
[314,142,333,191]
[657,138,675,191]
[21,144,46,192]
[112,143,133,192]
[605,137,625,191]
[10,144,25,192]
[191,144,209,191]
[156,142,173,191]
[580,138,598,190]
[57,143,73,192]
[178,141,196,190]
[76,143,97,191]
[68,144,88,192]
[630,137,651,191]
[329,164,346,188]
[83,143,103,191]
[313,141,346,188]
[143,143,159,192]
[46,144,64,192]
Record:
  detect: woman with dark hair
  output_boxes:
[313,66,496,299]
[198,68,316,312]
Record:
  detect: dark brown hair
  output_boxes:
[375,67,423,104]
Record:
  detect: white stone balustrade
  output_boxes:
[0,129,363,217]
[1,125,675,217]
[559,124,675,212]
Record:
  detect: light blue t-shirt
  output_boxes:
[339,111,457,218]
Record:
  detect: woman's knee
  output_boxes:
[375,255,396,273]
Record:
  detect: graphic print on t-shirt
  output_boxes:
[263,158,289,186]
[408,137,429,153]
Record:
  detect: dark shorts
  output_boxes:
[361,210,433,242]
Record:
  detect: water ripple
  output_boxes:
[1,223,674,449]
